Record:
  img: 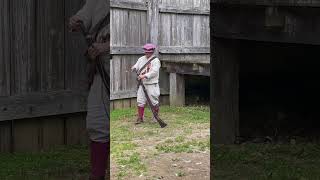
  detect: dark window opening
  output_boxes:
[239,40,320,142]
[185,75,210,106]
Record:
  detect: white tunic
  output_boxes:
[133,55,161,106]
[132,55,161,85]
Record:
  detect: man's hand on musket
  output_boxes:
[87,43,110,60]
[138,74,147,80]
[131,66,137,72]
[68,15,82,32]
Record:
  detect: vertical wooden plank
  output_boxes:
[0,121,12,153]
[160,95,169,106]
[194,0,201,8]
[171,13,178,46]
[193,15,201,46]
[114,57,121,93]
[65,0,87,90]
[148,0,159,54]
[212,39,239,144]
[123,99,131,109]
[159,69,169,94]
[170,73,185,106]
[41,117,64,150]
[110,101,114,112]
[13,119,40,152]
[65,113,87,145]
[10,0,37,95]
[0,0,10,96]
[110,58,114,93]
[113,100,123,110]
[121,9,128,46]
[119,58,124,91]
[123,55,128,92]
[38,0,65,91]
[130,98,137,108]
[129,56,138,92]
[133,11,140,47]
[159,14,171,46]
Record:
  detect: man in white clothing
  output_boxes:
[131,43,161,124]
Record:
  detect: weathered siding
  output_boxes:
[110,0,210,106]
[0,0,10,96]
[0,0,89,152]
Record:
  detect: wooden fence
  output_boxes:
[0,0,89,152]
[110,0,210,108]
[0,0,210,152]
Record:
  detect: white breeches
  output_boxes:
[137,83,160,107]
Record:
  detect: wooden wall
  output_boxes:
[0,0,89,152]
[0,0,210,152]
[110,0,210,108]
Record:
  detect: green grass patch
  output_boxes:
[0,145,89,180]
[156,139,210,153]
[213,143,320,180]
[117,152,146,176]
[110,106,210,179]
[0,106,210,179]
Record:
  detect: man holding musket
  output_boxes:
[131,43,161,124]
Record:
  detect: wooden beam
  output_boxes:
[0,90,88,121]
[112,46,211,55]
[212,39,239,144]
[159,6,209,15]
[162,62,210,76]
[111,89,169,100]
[212,6,320,45]
[212,0,320,7]
[161,58,210,64]
[110,0,147,11]
[111,46,144,55]
[159,46,210,54]
[170,73,185,106]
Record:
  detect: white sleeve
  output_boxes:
[144,59,161,79]
[132,58,142,70]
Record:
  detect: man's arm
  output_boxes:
[69,0,94,32]
[131,58,141,72]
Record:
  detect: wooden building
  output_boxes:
[110,0,210,108]
[0,0,210,152]
[211,0,320,144]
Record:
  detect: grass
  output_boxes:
[2,105,320,180]
[213,143,320,180]
[155,139,210,153]
[0,145,89,180]
[110,105,210,179]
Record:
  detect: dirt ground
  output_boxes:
[110,107,210,180]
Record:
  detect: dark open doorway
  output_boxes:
[185,75,210,106]
[239,40,320,142]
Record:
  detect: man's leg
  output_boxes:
[136,86,146,124]
[90,140,108,180]
[147,84,160,122]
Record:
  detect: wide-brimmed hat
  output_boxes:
[143,43,156,53]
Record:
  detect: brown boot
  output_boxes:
[135,117,144,124]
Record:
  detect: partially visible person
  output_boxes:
[69,0,110,179]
